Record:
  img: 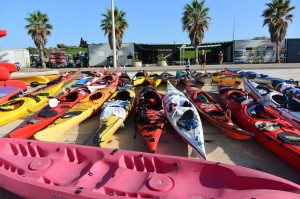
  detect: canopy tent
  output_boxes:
[0,30,7,37]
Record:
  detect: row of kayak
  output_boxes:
[3,68,299,170]
[0,69,300,198]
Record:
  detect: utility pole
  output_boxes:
[111,0,117,69]
[232,17,235,64]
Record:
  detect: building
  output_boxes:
[0,48,30,68]
[88,38,300,67]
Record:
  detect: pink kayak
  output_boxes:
[0,138,299,199]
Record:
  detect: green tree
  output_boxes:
[262,0,295,63]
[182,0,210,64]
[25,10,53,68]
[100,7,128,65]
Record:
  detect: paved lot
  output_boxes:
[1,63,299,198]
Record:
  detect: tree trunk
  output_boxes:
[276,42,280,63]
[195,46,199,65]
[39,46,46,68]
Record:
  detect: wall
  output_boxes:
[0,49,30,67]
[233,39,285,64]
[286,39,300,63]
[88,43,134,67]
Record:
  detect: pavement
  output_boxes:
[0,63,299,198]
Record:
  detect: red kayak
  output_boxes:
[0,86,23,104]
[185,78,253,140]
[218,81,300,172]
[87,70,119,92]
[0,66,27,91]
[134,86,166,153]
[118,72,131,87]
[0,138,299,199]
[7,87,89,139]
[0,62,18,72]
[0,79,27,91]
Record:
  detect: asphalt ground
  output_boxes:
[0,63,299,198]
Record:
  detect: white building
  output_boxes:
[88,43,134,67]
[0,48,30,68]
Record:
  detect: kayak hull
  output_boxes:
[0,138,299,199]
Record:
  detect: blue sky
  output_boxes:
[0,0,299,49]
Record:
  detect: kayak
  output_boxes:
[118,72,131,87]
[218,81,300,172]
[0,66,11,80]
[192,71,212,84]
[176,70,196,84]
[7,87,89,139]
[93,86,135,147]
[0,80,27,91]
[243,77,300,129]
[16,76,50,85]
[185,78,253,140]
[0,138,300,199]
[273,81,300,100]
[0,62,18,72]
[33,82,118,142]
[134,86,166,152]
[87,70,119,92]
[145,71,162,87]
[10,70,60,79]
[0,82,63,126]
[211,71,240,86]
[132,70,148,86]
[163,81,206,159]
[160,71,179,86]
[0,86,23,104]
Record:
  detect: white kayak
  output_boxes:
[10,70,60,79]
[163,81,206,159]
[243,77,300,129]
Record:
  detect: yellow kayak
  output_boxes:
[0,82,63,126]
[212,75,239,86]
[132,70,148,86]
[17,76,50,85]
[33,81,118,142]
[146,71,162,87]
[93,86,136,147]
[45,74,61,81]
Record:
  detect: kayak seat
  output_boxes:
[115,91,130,101]
[177,110,198,130]
[247,104,266,118]
[197,93,209,102]
[228,92,246,103]
[181,109,194,120]
[38,109,58,118]
[64,92,79,102]
[208,110,225,116]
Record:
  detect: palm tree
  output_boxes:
[262,0,295,63]
[25,11,53,68]
[101,7,128,65]
[182,0,210,64]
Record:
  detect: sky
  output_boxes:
[0,0,299,49]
